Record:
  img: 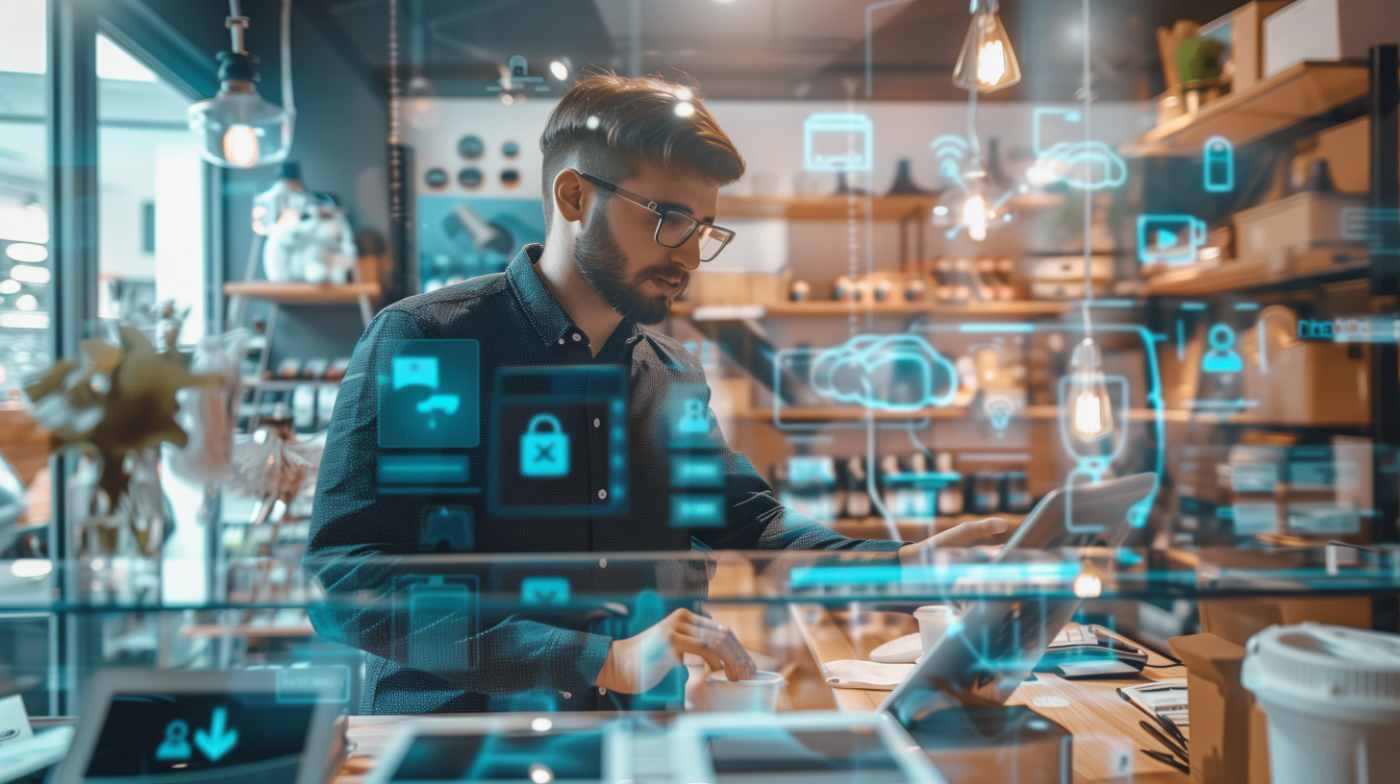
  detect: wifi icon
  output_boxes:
[930,134,970,180]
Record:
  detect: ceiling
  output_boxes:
[319,0,1243,102]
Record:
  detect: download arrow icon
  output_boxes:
[193,706,239,763]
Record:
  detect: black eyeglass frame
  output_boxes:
[576,171,736,262]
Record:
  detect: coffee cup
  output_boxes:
[697,670,784,712]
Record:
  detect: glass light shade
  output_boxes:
[187,80,293,169]
[953,3,1022,94]
[1065,338,1115,445]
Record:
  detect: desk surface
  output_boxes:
[788,604,1189,783]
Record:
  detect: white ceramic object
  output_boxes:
[697,670,783,713]
[1243,623,1400,784]
[870,632,923,664]
[914,605,959,655]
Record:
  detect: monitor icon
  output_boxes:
[804,113,874,172]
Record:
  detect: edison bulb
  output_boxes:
[977,40,1008,87]
[1066,338,1115,443]
[221,124,261,168]
[961,192,990,242]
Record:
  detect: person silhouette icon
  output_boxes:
[155,719,192,761]
[1202,323,1244,374]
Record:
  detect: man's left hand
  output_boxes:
[897,517,1009,566]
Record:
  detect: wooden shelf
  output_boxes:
[671,300,1070,319]
[223,281,381,305]
[1127,61,1369,155]
[719,192,1065,222]
[719,194,935,221]
[1142,251,1369,296]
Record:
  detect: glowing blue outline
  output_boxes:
[1137,214,1207,266]
[772,334,958,429]
[803,112,874,173]
[912,321,1167,529]
[487,366,628,519]
[1202,135,1235,193]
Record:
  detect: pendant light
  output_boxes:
[952,0,1022,94]
[1065,337,1114,444]
[187,0,295,168]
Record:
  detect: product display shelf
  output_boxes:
[718,192,1064,222]
[671,300,1072,319]
[1142,252,1371,297]
[1127,60,1370,155]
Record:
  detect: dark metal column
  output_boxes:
[1368,44,1399,632]
[46,0,101,713]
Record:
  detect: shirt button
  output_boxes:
[559,690,572,700]
[557,338,565,345]
[592,417,601,429]
[571,333,582,342]
[597,489,608,501]
[598,686,608,696]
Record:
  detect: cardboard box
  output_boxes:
[1202,2,1289,92]
[1233,191,1366,271]
[1170,633,1271,784]
[1264,0,1400,77]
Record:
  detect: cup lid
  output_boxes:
[1244,623,1400,708]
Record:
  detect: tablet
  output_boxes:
[369,715,633,784]
[671,711,942,784]
[53,669,345,784]
[1000,473,1157,552]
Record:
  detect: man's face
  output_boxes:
[573,161,719,325]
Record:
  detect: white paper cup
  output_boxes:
[914,605,959,656]
[1243,624,1400,784]
[698,670,783,713]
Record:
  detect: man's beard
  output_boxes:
[573,211,687,325]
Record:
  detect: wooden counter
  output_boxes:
[788,604,1190,783]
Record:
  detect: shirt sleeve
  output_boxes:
[683,382,906,554]
[304,308,612,694]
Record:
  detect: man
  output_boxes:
[307,73,1004,714]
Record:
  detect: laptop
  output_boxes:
[881,473,1157,726]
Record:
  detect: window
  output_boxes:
[96,32,208,343]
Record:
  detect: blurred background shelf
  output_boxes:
[1142,252,1371,296]
[222,281,381,305]
[672,300,1072,319]
[1127,60,1370,155]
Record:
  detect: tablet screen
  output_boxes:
[704,726,908,782]
[83,691,319,782]
[388,729,605,782]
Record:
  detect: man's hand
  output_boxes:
[594,608,756,694]
[897,517,1009,566]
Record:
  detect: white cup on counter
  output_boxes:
[914,605,960,656]
[696,670,784,712]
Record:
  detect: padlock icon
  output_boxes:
[520,413,570,478]
[675,398,711,437]
[508,54,529,79]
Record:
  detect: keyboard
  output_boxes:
[1049,622,1095,647]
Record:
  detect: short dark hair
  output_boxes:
[539,73,746,225]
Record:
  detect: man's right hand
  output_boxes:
[594,608,756,694]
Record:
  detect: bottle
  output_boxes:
[844,457,872,519]
[1004,470,1031,513]
[935,453,964,516]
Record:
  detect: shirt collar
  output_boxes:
[506,243,640,351]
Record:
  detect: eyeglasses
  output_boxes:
[577,171,736,263]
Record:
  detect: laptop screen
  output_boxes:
[83,690,320,782]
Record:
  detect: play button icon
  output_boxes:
[1155,228,1180,249]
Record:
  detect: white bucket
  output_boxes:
[1242,623,1400,784]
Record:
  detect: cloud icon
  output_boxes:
[810,335,958,412]
[1030,140,1128,191]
